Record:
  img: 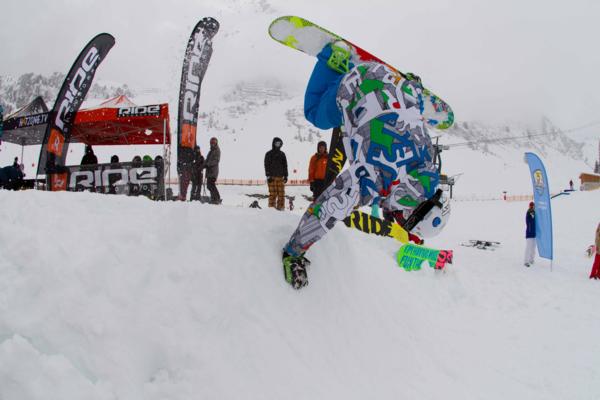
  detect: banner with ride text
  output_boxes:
[37,33,115,190]
[177,17,219,175]
[59,160,165,198]
[524,152,553,260]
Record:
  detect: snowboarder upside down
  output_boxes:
[282,43,449,289]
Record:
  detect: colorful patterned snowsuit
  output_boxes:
[285,56,439,256]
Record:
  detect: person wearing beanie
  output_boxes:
[264,137,288,210]
[308,140,328,200]
[524,201,536,267]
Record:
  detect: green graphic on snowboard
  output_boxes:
[396,244,453,271]
[268,16,454,130]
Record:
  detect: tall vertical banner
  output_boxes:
[37,33,115,191]
[524,152,553,260]
[177,17,219,176]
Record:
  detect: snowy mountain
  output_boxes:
[0,73,595,197]
[0,187,599,400]
[0,73,133,115]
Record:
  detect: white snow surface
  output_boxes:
[1,188,599,399]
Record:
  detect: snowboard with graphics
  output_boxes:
[397,243,453,271]
[343,210,410,244]
[268,16,454,130]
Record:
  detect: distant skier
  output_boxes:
[589,222,600,279]
[264,137,288,210]
[308,141,328,200]
[524,202,536,267]
[281,42,447,289]
[569,179,574,191]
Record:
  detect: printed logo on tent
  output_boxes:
[48,128,65,156]
[118,105,161,118]
[533,169,545,195]
[19,113,49,128]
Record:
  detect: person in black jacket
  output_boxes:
[204,137,221,204]
[264,137,288,210]
[0,163,24,190]
[107,155,120,194]
[191,146,205,201]
[81,145,98,166]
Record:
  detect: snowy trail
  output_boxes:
[0,189,599,399]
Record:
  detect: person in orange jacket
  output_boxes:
[308,141,328,199]
[590,222,600,279]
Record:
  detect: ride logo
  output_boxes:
[52,46,102,157]
[178,18,218,152]
[118,105,161,118]
[69,166,158,191]
[37,33,115,178]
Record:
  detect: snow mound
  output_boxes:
[0,189,599,399]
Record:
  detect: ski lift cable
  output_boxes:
[446,120,600,148]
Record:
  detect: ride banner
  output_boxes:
[58,161,165,198]
[37,33,115,188]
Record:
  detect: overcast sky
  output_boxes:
[1,0,599,133]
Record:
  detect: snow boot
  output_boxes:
[282,252,310,289]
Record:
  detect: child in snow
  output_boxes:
[282,43,448,289]
[524,202,536,267]
[589,222,600,279]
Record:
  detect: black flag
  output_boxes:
[177,17,219,177]
[37,33,115,190]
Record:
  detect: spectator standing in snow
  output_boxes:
[191,146,205,201]
[0,162,24,190]
[589,222,600,279]
[204,137,221,204]
[524,202,536,267]
[569,179,574,191]
[107,155,120,194]
[264,137,288,210]
[308,140,328,200]
[80,145,98,166]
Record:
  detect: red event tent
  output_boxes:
[2,95,171,147]
[71,95,171,146]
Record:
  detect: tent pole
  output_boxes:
[163,118,167,200]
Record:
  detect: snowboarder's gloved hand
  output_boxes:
[283,176,288,184]
[267,176,273,183]
[405,72,422,86]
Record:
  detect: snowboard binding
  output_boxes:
[283,252,310,289]
[327,42,351,74]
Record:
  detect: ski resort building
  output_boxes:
[579,172,600,191]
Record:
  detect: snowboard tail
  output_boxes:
[397,243,453,271]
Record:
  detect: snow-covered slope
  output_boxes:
[0,189,599,399]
